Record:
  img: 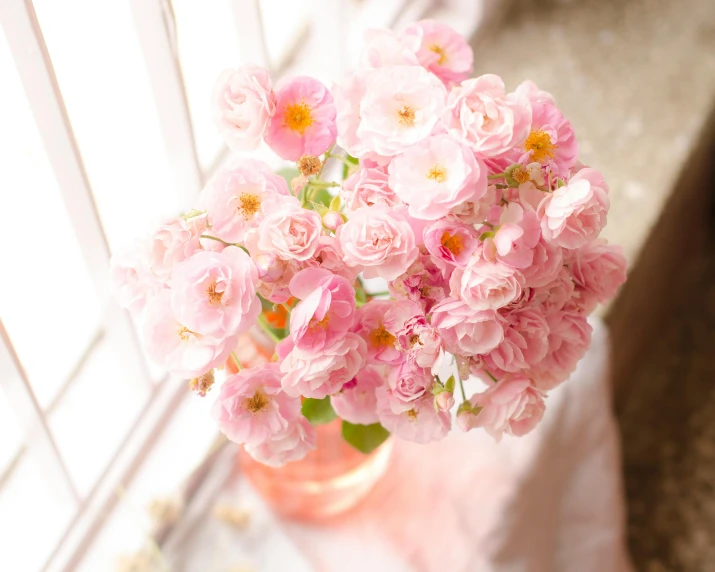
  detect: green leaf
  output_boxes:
[345,154,359,165]
[444,375,455,394]
[309,201,330,216]
[329,195,341,211]
[341,421,390,454]
[312,187,333,208]
[302,397,336,425]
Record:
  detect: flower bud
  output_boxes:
[189,370,215,397]
[434,391,455,412]
[254,252,285,283]
[297,155,322,176]
[322,210,344,231]
[456,409,476,432]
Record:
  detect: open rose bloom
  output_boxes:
[110,20,626,467]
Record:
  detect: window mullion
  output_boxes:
[129,0,203,207]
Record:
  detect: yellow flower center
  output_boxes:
[428,44,447,65]
[427,165,447,183]
[189,370,215,397]
[308,315,330,333]
[237,193,261,218]
[243,391,270,414]
[406,409,418,421]
[524,130,556,163]
[368,325,396,349]
[511,164,531,184]
[440,231,464,255]
[397,105,415,126]
[177,325,197,341]
[206,282,223,305]
[283,101,314,135]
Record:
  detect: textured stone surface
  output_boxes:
[472,0,715,266]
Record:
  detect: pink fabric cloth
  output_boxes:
[282,319,632,571]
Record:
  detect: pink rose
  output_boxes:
[211,363,301,446]
[383,300,443,370]
[571,240,627,312]
[142,291,236,378]
[458,377,546,441]
[484,308,549,373]
[288,268,356,352]
[170,247,260,338]
[431,297,504,356]
[264,76,336,161]
[279,333,367,399]
[303,235,360,282]
[199,159,290,244]
[450,259,523,311]
[424,218,480,268]
[146,216,205,281]
[331,367,383,425]
[352,300,404,366]
[444,74,532,159]
[337,206,418,281]
[359,28,421,69]
[244,417,317,467]
[384,360,434,413]
[531,310,591,390]
[211,65,276,152]
[404,19,474,87]
[520,238,563,288]
[389,250,450,313]
[334,66,447,159]
[388,134,487,220]
[257,199,323,261]
[376,389,451,444]
[539,168,609,249]
[340,165,400,211]
[110,240,161,314]
[482,203,541,268]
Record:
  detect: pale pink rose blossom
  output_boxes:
[450,184,498,225]
[389,250,450,313]
[482,202,541,268]
[288,268,356,352]
[303,236,359,282]
[331,367,383,425]
[515,80,556,106]
[340,165,400,211]
[458,377,545,441]
[352,300,404,366]
[264,76,336,161]
[257,199,323,262]
[199,159,290,244]
[376,388,451,443]
[521,238,564,288]
[257,259,300,304]
[211,363,301,446]
[531,310,591,390]
[431,297,504,355]
[359,28,421,69]
[435,391,455,412]
[444,74,532,159]
[142,291,236,378]
[334,66,447,159]
[254,252,286,283]
[388,135,487,220]
[570,240,627,312]
[539,168,610,249]
[279,333,367,399]
[383,300,443,370]
[517,100,578,176]
[404,19,474,86]
[322,210,343,232]
[384,360,434,413]
[423,218,479,268]
[110,240,161,314]
[532,267,575,316]
[450,259,523,311]
[337,206,418,281]
[484,308,549,373]
[244,417,316,467]
[211,65,276,152]
[146,216,205,281]
[170,247,260,338]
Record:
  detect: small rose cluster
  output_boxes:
[110,20,626,466]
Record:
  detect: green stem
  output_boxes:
[307,180,340,189]
[258,315,282,344]
[231,352,244,371]
[200,235,249,254]
[488,173,506,180]
[458,375,467,401]
[484,370,499,383]
[324,153,353,167]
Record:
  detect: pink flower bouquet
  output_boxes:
[111,20,626,466]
